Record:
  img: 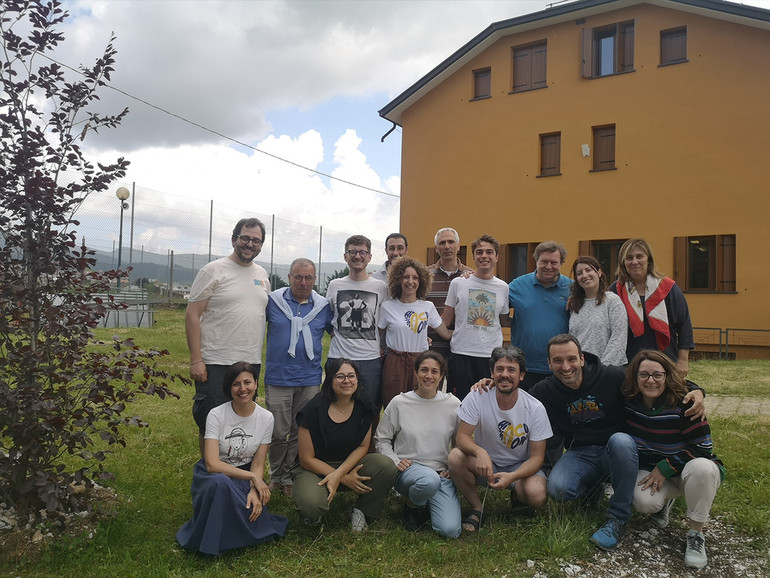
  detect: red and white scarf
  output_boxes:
[616,275,675,351]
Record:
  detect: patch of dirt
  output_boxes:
[0,486,119,562]
[543,515,768,577]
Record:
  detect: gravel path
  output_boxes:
[706,395,770,417]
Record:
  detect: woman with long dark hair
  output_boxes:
[567,256,627,366]
[292,358,397,531]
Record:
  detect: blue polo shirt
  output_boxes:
[508,272,572,373]
[265,290,333,386]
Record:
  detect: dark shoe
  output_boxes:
[402,505,421,531]
[590,519,627,551]
[461,509,483,533]
[650,498,675,529]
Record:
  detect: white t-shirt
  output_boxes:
[188,257,270,365]
[457,388,552,471]
[205,401,274,467]
[377,299,442,353]
[327,276,388,360]
[374,391,460,471]
[445,275,509,357]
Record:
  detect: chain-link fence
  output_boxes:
[66,178,388,295]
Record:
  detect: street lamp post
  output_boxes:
[116,186,130,289]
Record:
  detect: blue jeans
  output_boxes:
[547,432,638,523]
[395,463,461,539]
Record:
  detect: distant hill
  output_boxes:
[91,248,350,289]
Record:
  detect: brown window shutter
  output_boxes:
[532,43,547,88]
[581,28,593,77]
[718,234,736,291]
[578,240,591,256]
[513,46,532,92]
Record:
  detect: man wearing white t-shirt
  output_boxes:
[441,235,510,399]
[186,218,270,454]
[448,346,552,532]
[326,234,388,409]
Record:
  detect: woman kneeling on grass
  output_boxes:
[292,358,397,531]
[375,350,462,538]
[622,350,724,570]
[176,361,288,556]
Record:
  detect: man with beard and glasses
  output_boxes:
[186,218,270,455]
[448,346,552,532]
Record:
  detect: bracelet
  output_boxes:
[190,360,203,365]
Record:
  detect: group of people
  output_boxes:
[175,218,722,571]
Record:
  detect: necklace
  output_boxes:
[331,402,352,415]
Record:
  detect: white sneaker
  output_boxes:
[684,530,708,569]
[650,499,675,529]
[351,507,368,532]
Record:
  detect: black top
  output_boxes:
[297,394,374,462]
[529,352,626,448]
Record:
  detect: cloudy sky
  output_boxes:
[49,0,769,262]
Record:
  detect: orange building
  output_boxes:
[380,0,770,359]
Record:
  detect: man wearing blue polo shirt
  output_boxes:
[508,241,571,391]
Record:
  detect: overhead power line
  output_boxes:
[42,54,401,200]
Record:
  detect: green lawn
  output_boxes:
[1,307,768,577]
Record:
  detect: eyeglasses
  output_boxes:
[291,275,316,283]
[334,373,357,382]
[238,235,263,246]
[637,371,666,382]
[345,250,370,258]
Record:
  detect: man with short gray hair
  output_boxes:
[508,240,572,390]
[264,258,333,496]
[426,227,473,360]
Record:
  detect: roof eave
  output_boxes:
[379,0,770,126]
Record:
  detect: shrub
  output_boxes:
[0,0,183,519]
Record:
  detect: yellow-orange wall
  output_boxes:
[399,4,770,335]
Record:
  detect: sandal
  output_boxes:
[461,509,482,532]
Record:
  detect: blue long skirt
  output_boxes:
[176,459,288,556]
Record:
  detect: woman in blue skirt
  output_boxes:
[177,361,288,556]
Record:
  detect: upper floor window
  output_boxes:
[539,132,561,177]
[512,41,547,93]
[472,68,491,100]
[581,20,635,78]
[592,124,616,171]
[674,235,736,293]
[660,26,687,66]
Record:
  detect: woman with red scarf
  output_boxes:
[610,239,694,376]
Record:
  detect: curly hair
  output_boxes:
[616,238,663,285]
[568,256,608,313]
[621,349,688,408]
[386,256,433,300]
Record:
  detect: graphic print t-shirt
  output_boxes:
[205,402,273,467]
[327,276,388,360]
[377,298,442,353]
[445,275,509,357]
[458,388,552,470]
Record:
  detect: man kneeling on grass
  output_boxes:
[448,346,552,532]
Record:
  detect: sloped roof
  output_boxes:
[379,0,770,125]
